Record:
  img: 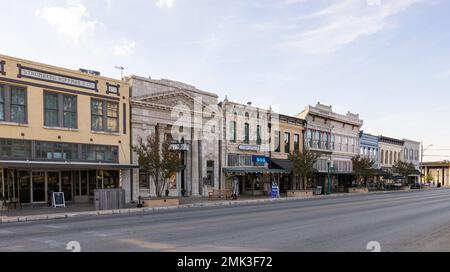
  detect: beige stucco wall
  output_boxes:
[0,54,130,164]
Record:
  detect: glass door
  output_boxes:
[32,171,46,203]
[61,171,72,202]
[47,171,60,203]
[18,170,30,203]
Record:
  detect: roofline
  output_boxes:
[0,53,125,85]
[127,75,219,98]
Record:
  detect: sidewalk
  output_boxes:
[0,188,435,224]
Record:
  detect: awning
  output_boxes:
[271,159,293,173]
[0,160,139,170]
[223,167,288,174]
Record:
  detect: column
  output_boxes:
[191,128,200,196]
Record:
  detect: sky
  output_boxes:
[1,0,450,161]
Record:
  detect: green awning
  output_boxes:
[223,167,288,174]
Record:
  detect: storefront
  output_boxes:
[223,167,288,196]
[0,161,136,205]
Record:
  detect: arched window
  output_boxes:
[245,112,249,119]
[410,148,413,160]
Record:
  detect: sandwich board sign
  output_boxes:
[52,192,66,208]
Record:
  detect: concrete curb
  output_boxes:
[0,188,442,224]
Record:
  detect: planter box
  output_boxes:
[287,190,314,197]
[401,186,411,191]
[347,188,369,194]
[143,197,180,208]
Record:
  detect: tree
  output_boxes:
[289,150,320,190]
[133,134,181,197]
[393,161,417,185]
[425,172,433,183]
[351,155,375,187]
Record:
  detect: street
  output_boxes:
[1,189,450,252]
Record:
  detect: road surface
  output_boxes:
[2,189,450,252]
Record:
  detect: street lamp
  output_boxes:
[327,161,331,195]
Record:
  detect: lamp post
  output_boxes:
[327,160,331,195]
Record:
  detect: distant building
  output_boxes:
[359,131,380,168]
[421,161,450,188]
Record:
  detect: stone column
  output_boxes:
[191,128,200,196]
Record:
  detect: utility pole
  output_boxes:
[114,66,124,80]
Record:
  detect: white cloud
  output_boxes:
[114,40,136,56]
[155,0,175,8]
[36,0,101,42]
[281,0,422,54]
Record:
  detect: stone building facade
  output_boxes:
[127,76,220,199]
[219,99,286,196]
[297,102,363,193]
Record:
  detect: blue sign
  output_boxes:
[271,183,279,198]
[252,155,270,163]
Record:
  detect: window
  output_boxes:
[0,84,27,123]
[82,144,119,162]
[0,85,4,121]
[256,125,261,145]
[307,129,312,147]
[409,148,413,160]
[0,138,32,159]
[389,151,393,165]
[415,150,419,161]
[284,132,290,153]
[64,95,77,128]
[44,92,77,128]
[274,130,280,152]
[91,99,119,132]
[206,160,214,186]
[106,102,119,132]
[139,170,149,189]
[35,141,78,160]
[10,86,27,123]
[244,123,249,144]
[380,149,384,163]
[44,92,59,126]
[228,154,239,166]
[294,134,300,153]
[230,121,236,142]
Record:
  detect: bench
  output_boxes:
[208,189,232,200]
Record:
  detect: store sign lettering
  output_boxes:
[18,65,98,91]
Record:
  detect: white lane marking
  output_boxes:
[83,231,110,237]
[30,237,66,248]
[42,224,69,229]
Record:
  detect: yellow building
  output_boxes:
[270,114,306,193]
[0,54,135,206]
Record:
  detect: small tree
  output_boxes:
[133,134,181,197]
[425,172,433,183]
[289,150,320,190]
[351,155,375,187]
[393,161,417,185]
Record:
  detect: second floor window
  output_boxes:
[256,125,261,145]
[0,84,27,124]
[284,132,290,153]
[244,123,249,144]
[44,92,77,128]
[230,121,236,142]
[294,134,299,153]
[274,130,280,152]
[91,99,119,132]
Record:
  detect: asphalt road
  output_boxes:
[2,189,450,252]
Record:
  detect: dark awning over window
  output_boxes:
[0,160,139,170]
[271,159,293,173]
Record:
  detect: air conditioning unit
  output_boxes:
[79,68,101,76]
